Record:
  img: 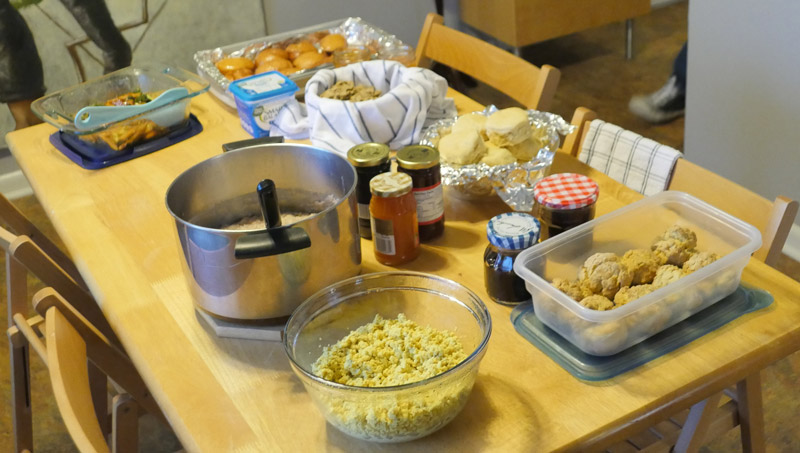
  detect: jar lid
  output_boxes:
[533,173,599,210]
[370,172,412,197]
[396,145,439,169]
[487,212,540,249]
[347,143,390,167]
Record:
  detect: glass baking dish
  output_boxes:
[31,62,209,159]
[513,191,762,356]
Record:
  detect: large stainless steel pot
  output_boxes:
[165,142,361,320]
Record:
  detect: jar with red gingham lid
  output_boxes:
[533,173,599,240]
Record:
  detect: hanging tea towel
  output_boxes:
[579,119,682,196]
[270,60,456,155]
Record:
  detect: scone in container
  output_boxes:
[513,191,761,356]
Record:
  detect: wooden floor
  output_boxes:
[2,2,798,451]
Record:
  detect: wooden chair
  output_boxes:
[560,108,799,452]
[1,214,153,452]
[14,287,166,453]
[414,13,561,111]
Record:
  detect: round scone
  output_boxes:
[579,294,615,311]
[652,264,685,288]
[507,137,544,162]
[480,143,516,166]
[614,284,656,306]
[451,113,488,139]
[551,278,593,302]
[438,129,486,165]
[485,107,530,147]
[580,257,633,300]
[621,249,663,285]
[682,251,720,273]
[652,238,695,266]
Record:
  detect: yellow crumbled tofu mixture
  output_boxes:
[310,314,472,441]
[312,313,467,387]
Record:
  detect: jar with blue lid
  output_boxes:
[484,212,540,305]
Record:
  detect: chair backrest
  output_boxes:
[668,159,798,266]
[415,13,561,111]
[561,107,799,266]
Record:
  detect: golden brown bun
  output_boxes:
[215,57,255,73]
[320,34,347,53]
[230,68,254,80]
[286,41,316,60]
[280,67,300,76]
[255,48,289,65]
[255,56,293,72]
[293,51,326,70]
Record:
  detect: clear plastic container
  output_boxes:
[31,62,209,158]
[513,191,762,356]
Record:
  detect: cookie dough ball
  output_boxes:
[480,144,516,166]
[622,249,663,285]
[614,284,656,306]
[579,294,615,311]
[583,321,629,355]
[438,129,486,165]
[486,107,530,147]
[652,264,685,288]
[507,137,544,162]
[451,113,488,139]
[658,225,698,249]
[652,238,695,266]
[627,303,671,335]
[551,278,593,302]
[682,251,720,273]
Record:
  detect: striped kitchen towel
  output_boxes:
[578,119,682,196]
[271,60,456,155]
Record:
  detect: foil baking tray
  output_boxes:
[194,17,405,108]
[419,106,575,211]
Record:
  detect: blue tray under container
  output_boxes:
[510,285,773,381]
[49,114,203,170]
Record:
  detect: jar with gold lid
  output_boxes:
[347,143,391,239]
[369,172,419,265]
[396,145,445,241]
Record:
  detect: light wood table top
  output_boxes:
[7,91,800,452]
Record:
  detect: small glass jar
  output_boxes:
[369,172,419,266]
[483,212,540,305]
[347,143,391,239]
[396,145,444,242]
[533,173,598,240]
[333,45,371,68]
[378,44,415,67]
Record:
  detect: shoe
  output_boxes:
[628,75,685,124]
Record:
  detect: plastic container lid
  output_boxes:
[534,173,598,210]
[487,212,540,250]
[228,71,298,102]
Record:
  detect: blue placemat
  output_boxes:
[510,286,773,381]
[49,114,203,170]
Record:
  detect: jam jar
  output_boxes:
[369,172,419,266]
[483,212,540,305]
[533,173,598,240]
[396,145,445,242]
[347,143,391,239]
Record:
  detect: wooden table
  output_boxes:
[7,91,800,452]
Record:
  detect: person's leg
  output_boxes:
[629,42,687,124]
[58,0,131,73]
[0,0,46,129]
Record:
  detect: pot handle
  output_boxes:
[222,136,284,153]
[234,226,311,259]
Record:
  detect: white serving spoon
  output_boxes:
[73,86,189,131]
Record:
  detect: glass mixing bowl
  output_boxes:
[283,272,492,442]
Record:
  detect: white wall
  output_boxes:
[684,1,800,221]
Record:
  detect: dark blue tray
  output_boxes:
[49,114,203,170]
[510,285,773,381]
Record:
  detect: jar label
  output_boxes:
[371,217,396,255]
[357,203,371,237]
[412,183,444,225]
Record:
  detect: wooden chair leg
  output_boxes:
[674,391,723,453]
[8,330,33,453]
[737,373,766,453]
[89,361,110,436]
[111,393,139,453]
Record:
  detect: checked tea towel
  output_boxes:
[578,120,682,196]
